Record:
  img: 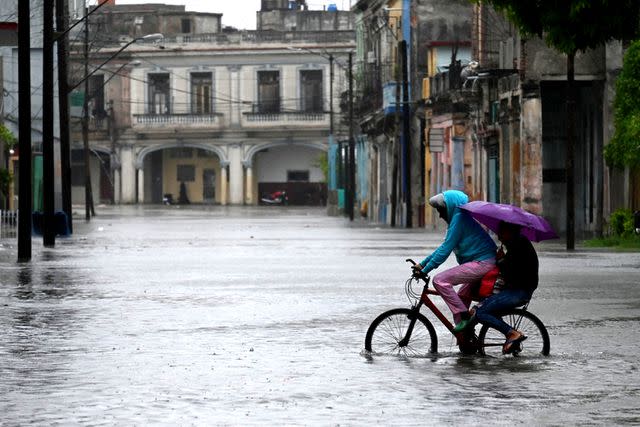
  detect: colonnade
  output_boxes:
[109,140,325,205]
[114,143,254,205]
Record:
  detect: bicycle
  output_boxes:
[364,259,550,357]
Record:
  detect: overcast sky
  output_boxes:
[111,1,353,30]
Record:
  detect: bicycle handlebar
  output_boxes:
[405,259,429,283]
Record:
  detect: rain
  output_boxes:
[1,206,639,424]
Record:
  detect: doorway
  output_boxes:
[203,168,216,203]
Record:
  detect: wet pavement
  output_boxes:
[1,205,639,425]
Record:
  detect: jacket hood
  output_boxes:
[443,190,469,220]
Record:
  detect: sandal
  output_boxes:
[502,334,527,354]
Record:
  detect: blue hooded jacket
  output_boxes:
[421,190,496,273]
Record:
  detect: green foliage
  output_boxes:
[0,168,12,197]
[0,124,17,150]
[476,0,640,54]
[313,152,329,181]
[605,40,640,169]
[608,208,635,237]
[584,236,640,250]
[585,208,640,249]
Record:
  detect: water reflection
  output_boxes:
[0,206,639,424]
[2,261,83,394]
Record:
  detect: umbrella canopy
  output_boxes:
[459,201,558,242]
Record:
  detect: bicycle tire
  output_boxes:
[364,308,438,357]
[477,308,550,357]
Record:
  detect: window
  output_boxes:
[197,148,215,158]
[257,70,280,113]
[88,75,106,127]
[300,70,323,112]
[191,72,212,114]
[168,147,193,159]
[71,150,85,186]
[148,73,170,115]
[177,164,195,182]
[181,18,191,33]
[287,170,309,182]
[71,165,84,186]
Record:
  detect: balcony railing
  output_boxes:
[242,111,328,123]
[133,113,223,127]
[161,30,355,46]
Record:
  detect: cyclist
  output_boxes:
[473,221,539,354]
[413,190,497,333]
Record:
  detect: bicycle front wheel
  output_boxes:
[365,308,438,357]
[478,308,550,357]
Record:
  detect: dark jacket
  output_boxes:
[497,234,539,292]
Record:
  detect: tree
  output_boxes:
[0,124,17,209]
[476,0,640,249]
[0,123,17,152]
[605,40,640,170]
[0,168,13,210]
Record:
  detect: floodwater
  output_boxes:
[1,206,639,425]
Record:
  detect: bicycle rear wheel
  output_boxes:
[477,308,550,357]
[365,308,438,357]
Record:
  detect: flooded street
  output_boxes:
[1,206,639,425]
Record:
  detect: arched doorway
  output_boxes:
[248,142,327,205]
[136,144,228,204]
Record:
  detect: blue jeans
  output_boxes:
[474,288,533,336]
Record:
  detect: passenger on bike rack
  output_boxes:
[471,221,539,354]
[413,190,497,333]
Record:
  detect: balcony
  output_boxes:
[132,113,224,129]
[241,111,329,127]
[162,30,355,46]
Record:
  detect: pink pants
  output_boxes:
[432,260,496,324]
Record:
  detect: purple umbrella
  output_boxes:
[459,201,558,242]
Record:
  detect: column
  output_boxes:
[137,168,144,204]
[452,136,465,191]
[120,145,136,203]
[220,163,228,205]
[114,168,121,204]
[244,161,254,205]
[228,65,241,127]
[228,145,244,204]
[521,90,543,214]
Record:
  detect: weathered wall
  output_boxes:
[95,6,222,39]
[526,37,606,80]
[258,10,354,31]
[415,0,472,41]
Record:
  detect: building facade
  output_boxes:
[351,0,472,227]
[424,4,632,238]
[70,1,355,206]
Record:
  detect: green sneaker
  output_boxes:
[453,318,471,333]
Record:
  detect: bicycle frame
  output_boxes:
[399,281,467,348]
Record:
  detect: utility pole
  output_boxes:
[390,42,401,227]
[83,6,95,221]
[329,54,334,135]
[347,52,355,221]
[43,1,55,247]
[56,0,73,234]
[401,40,412,228]
[566,52,576,250]
[17,0,32,262]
